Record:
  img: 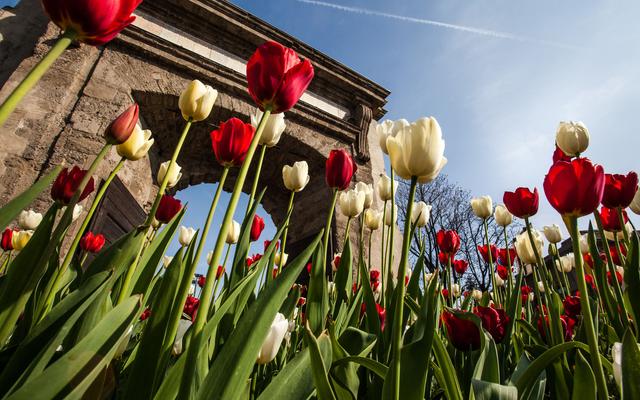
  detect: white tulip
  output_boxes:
[188,285,195,296]
[612,342,622,390]
[425,273,434,282]
[172,320,192,356]
[524,264,534,276]
[528,292,535,302]
[226,220,240,244]
[451,283,461,297]
[179,226,196,247]
[339,189,365,218]
[376,174,397,202]
[537,281,545,293]
[355,182,374,209]
[256,313,289,364]
[163,255,173,269]
[71,204,83,221]
[274,252,288,267]
[471,195,493,219]
[556,253,575,273]
[543,224,563,244]
[515,230,543,265]
[384,202,397,226]
[17,209,42,230]
[495,274,505,287]
[178,80,217,122]
[604,222,634,242]
[327,281,336,297]
[578,234,590,254]
[252,111,286,147]
[206,251,213,266]
[116,124,154,161]
[471,289,483,301]
[377,120,395,154]
[556,121,589,157]
[387,117,447,183]
[494,205,512,227]
[411,201,431,227]
[282,161,310,192]
[364,209,382,230]
[157,160,182,188]
[631,188,640,215]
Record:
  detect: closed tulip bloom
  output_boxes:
[105,103,139,144]
[473,306,509,344]
[226,220,241,244]
[179,80,218,122]
[157,161,182,188]
[162,255,173,269]
[325,149,357,190]
[471,289,483,301]
[537,281,545,293]
[514,230,543,265]
[211,118,255,167]
[51,166,95,205]
[216,265,225,279]
[579,234,590,254]
[471,195,493,219]
[494,274,505,287]
[330,253,342,272]
[631,188,640,215]
[274,252,288,266]
[250,215,265,241]
[441,310,480,351]
[604,222,633,242]
[384,202,397,226]
[17,209,42,230]
[256,313,289,364]
[411,201,431,227]
[497,248,517,266]
[503,187,539,218]
[60,204,83,221]
[451,283,461,297]
[11,230,32,251]
[251,111,286,147]
[355,182,374,209]
[436,229,461,256]
[376,120,395,154]
[156,195,182,223]
[543,158,605,217]
[282,161,310,192]
[602,172,638,209]
[477,244,498,264]
[364,209,382,230]
[339,189,365,218]
[556,253,575,273]
[179,226,196,246]
[116,124,154,161]
[376,173,397,202]
[543,224,563,244]
[386,117,447,183]
[172,320,192,356]
[453,259,469,275]
[79,232,105,253]
[600,206,628,232]
[1,228,14,251]
[494,204,512,227]
[42,0,141,46]
[555,121,589,157]
[247,41,314,114]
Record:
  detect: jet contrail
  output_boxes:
[296,0,581,50]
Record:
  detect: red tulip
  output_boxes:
[436,229,461,256]
[473,306,510,344]
[521,285,532,303]
[156,195,182,223]
[602,172,638,209]
[453,259,469,275]
[600,206,627,232]
[496,265,508,280]
[561,315,576,341]
[325,149,357,190]
[197,275,206,288]
[543,158,605,217]
[42,0,142,46]
[263,240,279,252]
[607,270,623,286]
[140,307,151,321]
[477,244,498,264]
[105,103,138,144]
[210,118,255,167]
[183,295,199,320]
[503,187,539,218]
[297,297,306,307]
[552,145,572,163]
[497,247,517,266]
[79,231,105,253]
[441,288,450,299]
[1,228,14,251]
[562,296,581,318]
[438,251,453,266]
[216,265,225,280]
[584,274,596,291]
[442,310,480,351]
[250,215,265,241]
[306,262,312,274]
[51,166,95,205]
[370,270,380,282]
[610,243,627,266]
[246,254,262,268]
[246,41,314,113]
[376,303,386,331]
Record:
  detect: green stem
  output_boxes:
[387,169,395,303]
[565,216,609,400]
[617,206,630,247]
[381,200,387,306]
[503,228,514,292]
[322,189,339,272]
[279,191,296,269]
[0,31,75,127]
[247,145,267,212]
[483,219,500,307]
[116,226,151,305]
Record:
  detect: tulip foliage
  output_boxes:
[0,17,639,400]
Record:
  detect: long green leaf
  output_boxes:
[332,239,352,320]
[307,240,328,335]
[621,329,640,399]
[572,350,596,400]
[432,334,464,400]
[332,356,388,379]
[471,380,518,400]
[305,326,336,400]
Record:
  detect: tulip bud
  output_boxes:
[116,124,154,161]
[274,252,288,267]
[555,121,589,157]
[514,230,543,265]
[494,274,505,287]
[179,226,196,247]
[251,111,286,147]
[179,80,218,122]
[376,174,397,202]
[326,149,357,190]
[226,220,241,244]
[1,228,14,251]
[494,205,512,227]
[471,195,493,219]
[612,342,622,390]
[156,195,182,224]
[451,283,461,297]
[157,161,183,188]
[250,215,265,242]
[578,234,589,254]
[543,224,563,244]
[339,189,366,218]
[364,209,382,230]
[172,320,192,356]
[537,281,545,293]
[376,120,395,154]
[216,265,225,279]
[79,231,105,253]
[384,202,397,226]
[11,230,33,251]
[61,204,84,221]
[425,272,433,282]
[282,161,310,192]
[556,253,575,273]
[355,182,374,209]
[105,104,139,144]
[631,188,640,215]
[51,167,95,205]
[256,313,289,364]
[331,253,342,272]
[211,118,255,167]
[163,256,173,269]
[411,201,431,227]
[471,289,483,301]
[18,209,42,230]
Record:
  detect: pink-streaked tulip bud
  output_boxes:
[105,104,139,144]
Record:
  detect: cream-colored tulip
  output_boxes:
[578,234,590,254]
[274,252,288,267]
[252,111,286,147]
[384,202,397,226]
[339,189,365,218]
[157,160,182,188]
[11,230,33,251]
[528,292,535,302]
[537,281,545,293]
[18,209,42,230]
[612,342,622,390]
[282,161,309,192]
[556,121,589,157]
[364,209,382,230]
[226,220,240,244]
[178,80,217,122]
[377,120,395,154]
[355,182,374,209]
[604,222,634,242]
[523,264,534,276]
[411,201,431,227]
[386,117,447,183]
[631,188,640,215]
[514,230,543,265]
[116,124,154,161]
[206,251,213,266]
[451,283,461,297]
[163,255,173,269]
[70,204,83,221]
[471,289,483,301]
[425,272,433,282]
[256,313,289,364]
[543,224,563,244]
[179,226,196,246]
[376,174,397,202]
[556,253,575,273]
[172,320,192,356]
[471,195,493,219]
[495,274,505,287]
[494,204,512,227]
